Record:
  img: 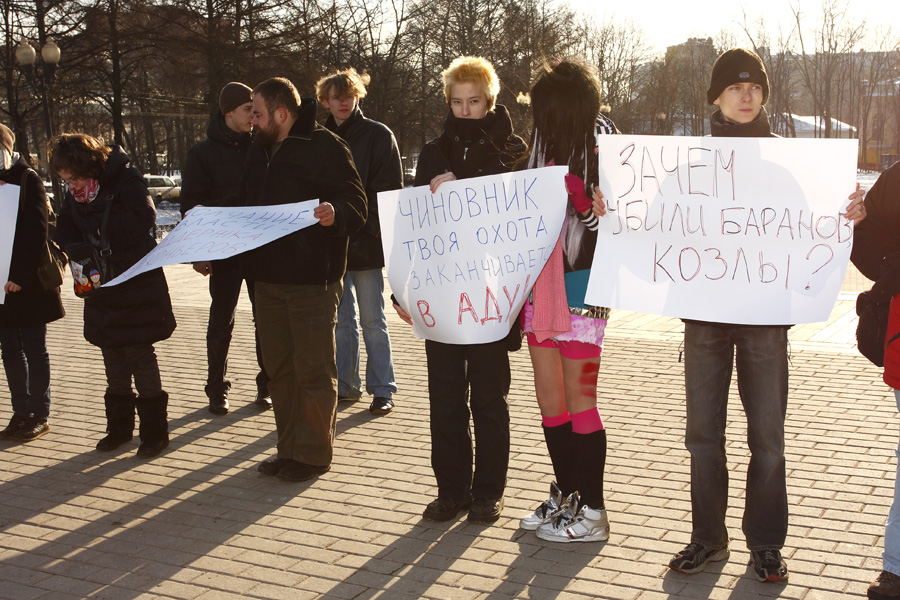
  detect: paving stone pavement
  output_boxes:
[0,263,893,599]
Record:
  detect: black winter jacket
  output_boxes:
[180,111,251,271]
[239,98,367,285]
[851,161,900,281]
[414,105,525,186]
[180,112,251,215]
[324,107,402,270]
[0,157,65,328]
[56,147,176,348]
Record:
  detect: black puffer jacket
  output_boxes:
[180,112,251,271]
[239,98,367,285]
[415,105,525,186]
[180,112,250,215]
[56,147,176,348]
[324,106,402,270]
[0,157,65,329]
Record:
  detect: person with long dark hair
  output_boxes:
[518,58,616,543]
[394,56,526,525]
[0,123,64,441]
[50,133,176,458]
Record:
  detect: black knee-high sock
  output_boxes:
[543,421,579,497]
[573,428,607,509]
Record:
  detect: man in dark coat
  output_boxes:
[181,82,270,416]
[316,68,402,416]
[241,77,366,482]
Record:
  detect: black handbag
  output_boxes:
[66,194,114,298]
[856,290,890,367]
[20,168,68,290]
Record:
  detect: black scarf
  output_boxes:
[709,106,774,138]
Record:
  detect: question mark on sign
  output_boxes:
[805,243,834,290]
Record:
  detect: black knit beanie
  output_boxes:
[707,48,770,105]
[218,82,252,115]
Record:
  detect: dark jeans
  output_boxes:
[0,325,51,420]
[425,339,511,501]
[683,321,789,550]
[102,344,163,397]
[255,281,342,466]
[205,261,269,399]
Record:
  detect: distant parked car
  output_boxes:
[144,175,181,206]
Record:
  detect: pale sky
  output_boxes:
[564,0,900,55]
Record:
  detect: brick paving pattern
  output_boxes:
[0,263,892,599]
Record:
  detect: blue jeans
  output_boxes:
[683,321,789,550]
[884,389,900,576]
[335,269,396,399]
[0,325,51,421]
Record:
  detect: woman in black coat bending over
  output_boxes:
[0,123,64,441]
[51,133,176,458]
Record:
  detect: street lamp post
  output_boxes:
[15,38,62,211]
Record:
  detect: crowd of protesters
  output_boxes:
[3,47,897,597]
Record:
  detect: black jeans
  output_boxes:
[101,344,163,397]
[425,339,511,501]
[205,259,269,399]
[683,321,789,550]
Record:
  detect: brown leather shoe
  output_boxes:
[869,570,900,599]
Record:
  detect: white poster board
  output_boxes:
[104,200,319,287]
[379,166,568,344]
[0,184,20,305]
[585,134,859,325]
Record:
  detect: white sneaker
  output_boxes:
[520,481,567,531]
[536,493,610,543]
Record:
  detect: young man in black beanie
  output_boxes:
[667,48,866,582]
[180,82,271,416]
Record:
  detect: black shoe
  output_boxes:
[276,459,330,482]
[254,391,272,410]
[423,496,472,521]
[258,455,288,476]
[16,418,50,441]
[136,437,169,458]
[0,415,26,439]
[96,430,133,451]
[369,397,394,415]
[208,395,229,415]
[749,549,788,582]
[668,541,730,574]
[468,497,504,524]
[338,395,360,403]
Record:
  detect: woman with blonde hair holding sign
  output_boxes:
[393,55,525,525]
[518,57,617,543]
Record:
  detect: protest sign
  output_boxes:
[0,183,19,304]
[379,166,568,344]
[584,134,859,325]
[104,200,319,288]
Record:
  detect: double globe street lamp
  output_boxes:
[15,38,63,210]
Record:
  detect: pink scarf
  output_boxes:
[531,208,572,343]
[71,179,100,204]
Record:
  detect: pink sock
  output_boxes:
[571,407,604,434]
[542,411,571,428]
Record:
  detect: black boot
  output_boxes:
[96,392,136,451]
[543,422,579,496]
[573,428,607,509]
[136,392,169,458]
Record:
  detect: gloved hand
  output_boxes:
[564,173,592,214]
